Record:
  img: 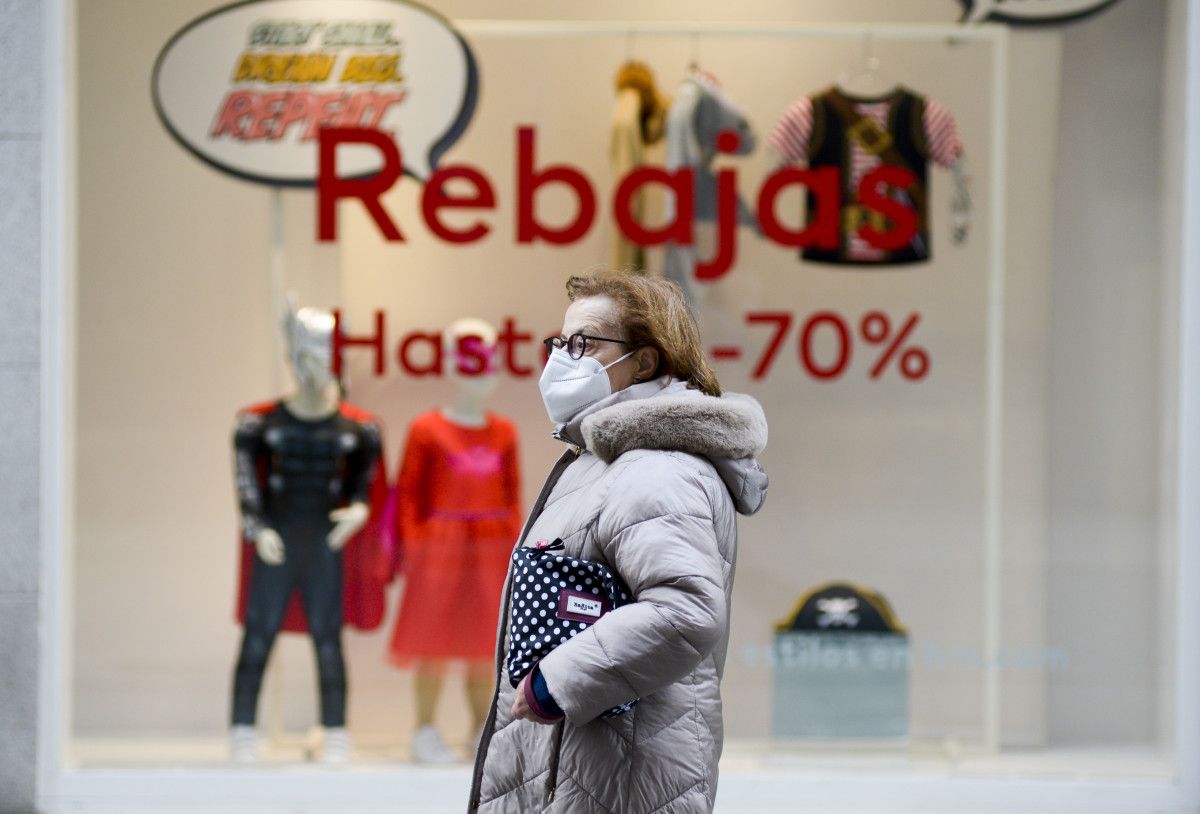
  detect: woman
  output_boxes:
[469,271,768,813]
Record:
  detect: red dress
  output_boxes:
[387,410,522,665]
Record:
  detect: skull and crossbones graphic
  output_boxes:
[815,597,860,629]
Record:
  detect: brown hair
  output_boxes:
[565,271,722,397]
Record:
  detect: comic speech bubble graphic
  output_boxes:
[960,0,1122,24]
[152,0,478,186]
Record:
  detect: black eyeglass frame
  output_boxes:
[543,332,631,360]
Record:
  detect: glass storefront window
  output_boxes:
[31,0,1200,810]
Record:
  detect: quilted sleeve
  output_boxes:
[536,454,728,723]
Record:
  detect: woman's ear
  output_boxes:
[634,347,660,382]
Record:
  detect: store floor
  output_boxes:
[59,736,1171,814]
[71,735,1171,778]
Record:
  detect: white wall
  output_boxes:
[1047,0,1170,745]
[0,0,46,807]
[1157,0,1188,756]
[68,0,1172,756]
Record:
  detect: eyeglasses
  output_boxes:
[543,332,631,360]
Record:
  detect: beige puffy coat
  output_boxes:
[469,377,768,813]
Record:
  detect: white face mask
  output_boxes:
[538,347,636,424]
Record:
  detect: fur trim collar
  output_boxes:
[580,389,767,465]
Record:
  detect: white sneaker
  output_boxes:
[411,724,458,764]
[230,725,258,764]
[322,727,352,765]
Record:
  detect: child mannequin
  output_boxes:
[230,304,384,765]
[387,319,522,763]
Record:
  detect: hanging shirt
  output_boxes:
[664,71,756,224]
[768,85,963,265]
[663,70,756,307]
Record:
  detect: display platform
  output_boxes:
[71,736,1171,778]
[55,740,1175,814]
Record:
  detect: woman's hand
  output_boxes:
[511,676,559,725]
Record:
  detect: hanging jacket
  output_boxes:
[469,376,769,813]
[663,72,757,308]
[610,61,669,271]
[664,72,756,224]
[611,87,648,270]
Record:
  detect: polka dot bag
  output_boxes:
[506,538,639,718]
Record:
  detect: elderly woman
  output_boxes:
[468,271,768,813]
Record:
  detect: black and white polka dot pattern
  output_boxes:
[506,539,638,718]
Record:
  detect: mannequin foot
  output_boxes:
[229,724,258,764]
[321,726,352,765]
[411,724,458,764]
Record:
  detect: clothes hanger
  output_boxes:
[686,29,723,87]
[836,32,892,98]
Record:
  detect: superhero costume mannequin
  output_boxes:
[387,319,522,764]
[229,304,384,764]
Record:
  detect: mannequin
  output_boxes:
[387,318,522,764]
[229,302,387,764]
[443,317,501,428]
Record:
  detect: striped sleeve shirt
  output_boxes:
[767,91,963,167]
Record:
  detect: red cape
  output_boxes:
[234,400,396,634]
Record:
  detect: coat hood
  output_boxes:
[557,376,768,515]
